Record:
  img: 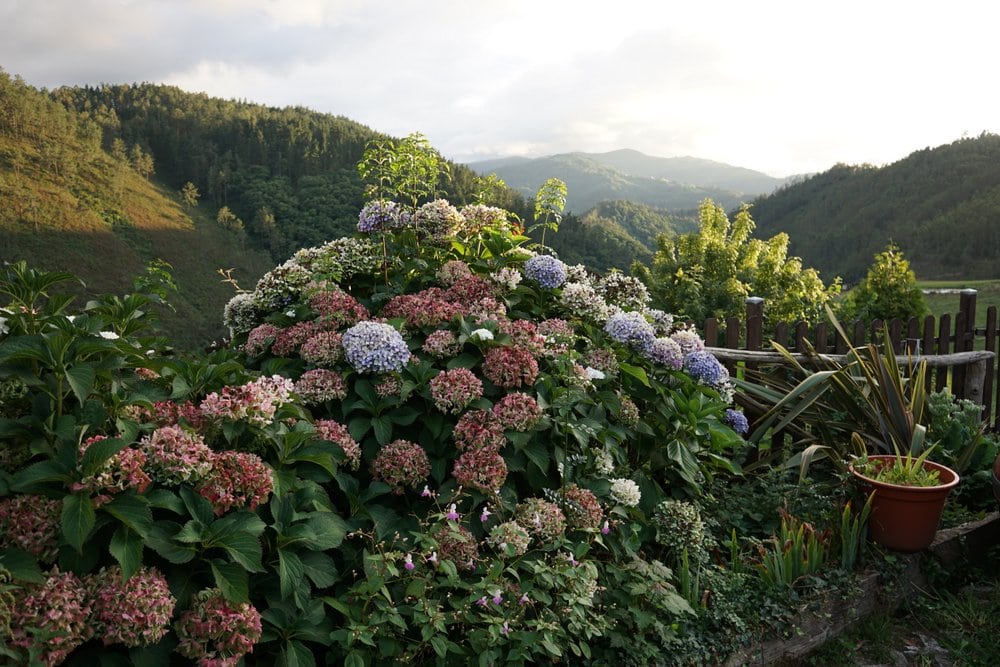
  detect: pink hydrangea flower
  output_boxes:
[452,447,508,494]
[372,439,431,493]
[140,424,214,485]
[382,290,463,328]
[0,494,62,562]
[174,588,262,666]
[422,329,462,358]
[75,435,152,504]
[197,450,274,516]
[270,320,322,357]
[452,409,506,452]
[243,323,280,357]
[10,567,92,666]
[563,484,604,531]
[515,498,567,541]
[308,289,369,326]
[483,346,539,389]
[436,260,473,286]
[430,368,483,414]
[491,392,542,431]
[294,369,347,404]
[374,375,402,398]
[200,375,294,426]
[497,320,545,357]
[313,419,362,470]
[90,566,176,647]
[299,330,344,367]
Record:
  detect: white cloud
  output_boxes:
[2,0,1000,176]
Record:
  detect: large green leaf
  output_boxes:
[280,640,317,667]
[145,521,196,564]
[278,547,306,600]
[64,362,98,404]
[102,493,153,538]
[62,494,96,553]
[109,525,144,579]
[211,559,249,602]
[0,547,45,583]
[300,550,338,588]
[11,459,71,491]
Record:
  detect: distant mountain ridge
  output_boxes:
[467,149,792,213]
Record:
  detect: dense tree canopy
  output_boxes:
[633,199,839,324]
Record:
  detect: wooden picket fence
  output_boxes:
[702,290,1000,429]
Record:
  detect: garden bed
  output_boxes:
[723,511,1000,666]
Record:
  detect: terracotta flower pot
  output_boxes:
[848,455,960,553]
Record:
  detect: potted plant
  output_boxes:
[740,312,962,551]
[848,446,960,552]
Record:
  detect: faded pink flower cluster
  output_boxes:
[129,399,206,429]
[243,323,280,356]
[308,288,369,327]
[497,319,545,357]
[372,439,430,493]
[436,260,473,286]
[9,567,91,666]
[313,419,362,470]
[175,588,262,666]
[199,375,294,426]
[90,566,175,647]
[382,290,463,329]
[299,330,343,366]
[452,447,508,494]
[434,524,479,569]
[75,435,152,503]
[197,450,274,516]
[422,329,461,358]
[374,375,402,397]
[452,409,506,452]
[0,494,62,562]
[515,498,567,541]
[562,484,604,530]
[294,368,347,404]
[483,346,539,389]
[140,424,214,485]
[270,320,321,357]
[492,392,542,431]
[537,318,576,356]
[429,368,483,414]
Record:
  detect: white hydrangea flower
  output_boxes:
[98,331,120,340]
[470,328,494,341]
[609,478,641,507]
[585,367,606,380]
[591,448,614,476]
[489,267,523,291]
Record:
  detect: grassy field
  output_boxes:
[919,279,1000,331]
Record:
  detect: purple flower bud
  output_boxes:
[601,520,610,535]
[492,593,503,605]
[404,554,415,571]
[480,506,492,522]
[501,621,511,636]
[476,596,489,607]
[446,503,460,520]
[421,485,432,498]
[518,593,529,605]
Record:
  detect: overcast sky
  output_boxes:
[2,0,998,177]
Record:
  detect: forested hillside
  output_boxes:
[540,200,694,272]
[749,133,1000,282]
[0,70,275,348]
[54,83,528,262]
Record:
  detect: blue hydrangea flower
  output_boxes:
[683,350,729,386]
[723,408,749,435]
[524,255,568,289]
[604,311,656,349]
[643,337,684,370]
[342,321,411,374]
[358,200,412,233]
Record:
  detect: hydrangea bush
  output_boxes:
[0,196,758,664]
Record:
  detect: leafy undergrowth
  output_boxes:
[804,558,1000,667]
